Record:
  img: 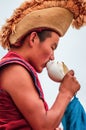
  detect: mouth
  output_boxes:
[45,60,51,66]
[42,64,46,68]
[42,61,48,68]
[42,60,51,69]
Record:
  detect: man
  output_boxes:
[0,0,85,129]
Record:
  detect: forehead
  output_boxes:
[50,32,60,41]
[42,31,59,48]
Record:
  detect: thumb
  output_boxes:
[68,70,74,76]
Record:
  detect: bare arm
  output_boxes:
[1,64,80,130]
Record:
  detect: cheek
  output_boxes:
[43,52,51,58]
[41,49,52,60]
[38,43,53,61]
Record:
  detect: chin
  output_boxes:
[33,64,44,73]
[37,69,43,73]
[36,67,43,73]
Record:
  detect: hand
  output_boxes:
[59,70,80,97]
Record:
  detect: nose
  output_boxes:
[50,52,55,60]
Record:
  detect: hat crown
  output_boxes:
[9,7,73,44]
[0,0,86,49]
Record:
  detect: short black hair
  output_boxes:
[36,30,52,42]
[10,30,52,48]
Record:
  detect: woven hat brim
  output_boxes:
[9,7,73,44]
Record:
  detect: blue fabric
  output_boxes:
[62,96,86,130]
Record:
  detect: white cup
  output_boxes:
[46,61,69,82]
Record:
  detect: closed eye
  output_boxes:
[52,43,58,50]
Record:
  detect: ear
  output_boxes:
[29,32,39,47]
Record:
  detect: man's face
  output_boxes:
[30,31,59,73]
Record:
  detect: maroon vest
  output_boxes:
[0,51,48,130]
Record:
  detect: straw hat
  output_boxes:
[0,0,86,49]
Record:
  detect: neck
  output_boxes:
[9,47,29,61]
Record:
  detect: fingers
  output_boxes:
[59,69,80,97]
[67,69,74,76]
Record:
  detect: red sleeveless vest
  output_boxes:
[0,51,48,130]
